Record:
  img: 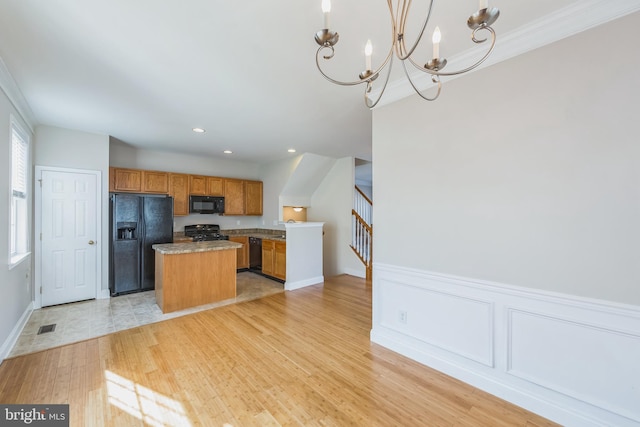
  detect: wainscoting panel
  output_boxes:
[371,263,640,427]
[507,309,640,423]
[378,278,494,367]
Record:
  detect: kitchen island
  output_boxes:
[152,240,242,313]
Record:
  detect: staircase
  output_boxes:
[350,186,373,281]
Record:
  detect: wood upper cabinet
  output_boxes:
[207,177,224,196]
[228,236,249,270]
[224,179,245,215]
[190,175,225,196]
[113,168,142,192]
[245,180,263,216]
[169,173,189,216]
[142,170,169,193]
[189,175,207,195]
[262,239,285,280]
[112,168,168,194]
[110,167,262,216]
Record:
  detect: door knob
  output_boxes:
[88,240,95,245]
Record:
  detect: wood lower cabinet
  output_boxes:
[169,173,189,216]
[262,239,286,281]
[228,236,249,270]
[262,240,275,277]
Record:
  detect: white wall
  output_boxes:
[110,140,263,231]
[371,12,640,426]
[259,155,302,230]
[0,86,33,362]
[308,157,365,278]
[373,14,640,306]
[34,125,110,294]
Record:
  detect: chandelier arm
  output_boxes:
[401,58,441,101]
[396,0,435,61]
[365,56,395,109]
[315,45,395,87]
[315,46,368,86]
[408,25,497,77]
[437,26,496,76]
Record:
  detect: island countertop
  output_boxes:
[152,240,242,255]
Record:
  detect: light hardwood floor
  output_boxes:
[0,275,558,426]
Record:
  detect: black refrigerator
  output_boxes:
[109,194,174,296]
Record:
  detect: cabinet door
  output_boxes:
[224,179,245,215]
[245,180,263,216]
[207,177,224,196]
[189,175,207,195]
[274,241,286,280]
[169,173,189,216]
[113,168,142,192]
[229,236,249,269]
[262,240,275,276]
[142,171,169,193]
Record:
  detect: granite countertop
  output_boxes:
[173,228,286,243]
[228,232,286,242]
[153,240,242,255]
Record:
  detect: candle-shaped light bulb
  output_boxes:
[365,39,373,70]
[432,27,441,59]
[322,0,331,29]
[479,0,488,10]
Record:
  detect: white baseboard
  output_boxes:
[343,268,366,279]
[285,276,324,291]
[371,263,640,427]
[0,302,34,364]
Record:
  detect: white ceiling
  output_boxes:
[0,0,635,164]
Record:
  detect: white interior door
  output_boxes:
[40,169,98,306]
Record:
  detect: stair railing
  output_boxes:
[351,186,373,280]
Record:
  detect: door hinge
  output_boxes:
[38,178,42,187]
[40,233,42,240]
[40,286,42,294]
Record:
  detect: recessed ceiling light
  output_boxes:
[223,150,233,154]
[288,148,296,153]
[192,127,206,133]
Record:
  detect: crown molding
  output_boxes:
[374,0,640,108]
[0,56,36,133]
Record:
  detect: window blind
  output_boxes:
[12,128,28,198]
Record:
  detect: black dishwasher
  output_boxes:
[249,237,262,272]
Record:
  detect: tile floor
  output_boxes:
[9,272,284,358]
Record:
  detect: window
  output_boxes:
[9,117,30,268]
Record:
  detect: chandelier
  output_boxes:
[314,0,500,108]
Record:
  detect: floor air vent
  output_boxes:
[37,324,56,334]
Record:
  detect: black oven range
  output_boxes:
[184,224,229,242]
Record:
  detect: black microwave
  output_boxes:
[189,195,225,214]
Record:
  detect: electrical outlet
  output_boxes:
[399,310,408,324]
